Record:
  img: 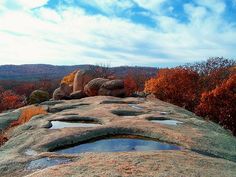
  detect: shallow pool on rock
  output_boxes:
[50,121,100,129]
[27,157,71,170]
[147,117,183,126]
[128,104,145,110]
[150,119,183,125]
[55,138,181,154]
[111,110,145,116]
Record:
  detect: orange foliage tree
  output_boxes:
[13,83,36,97]
[124,75,138,96]
[61,70,78,85]
[0,90,26,113]
[125,69,151,91]
[183,57,236,92]
[145,68,200,111]
[196,74,236,135]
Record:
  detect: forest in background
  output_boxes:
[0,57,235,135]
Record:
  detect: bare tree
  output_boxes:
[88,63,115,79]
[182,57,236,76]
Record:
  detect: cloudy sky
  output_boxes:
[0,0,235,67]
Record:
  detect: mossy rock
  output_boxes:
[29,90,50,104]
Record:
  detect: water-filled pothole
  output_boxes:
[128,104,144,110]
[48,103,90,113]
[50,120,101,129]
[148,117,183,125]
[111,110,145,116]
[55,136,181,154]
[26,157,71,170]
[101,100,139,104]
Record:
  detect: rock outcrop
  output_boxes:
[29,90,49,104]
[53,83,73,100]
[70,90,87,99]
[98,80,126,97]
[73,70,95,92]
[84,78,109,96]
[53,70,128,100]
[0,96,236,177]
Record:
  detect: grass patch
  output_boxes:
[10,106,47,127]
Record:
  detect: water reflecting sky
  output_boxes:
[150,120,182,125]
[50,121,100,129]
[56,138,181,154]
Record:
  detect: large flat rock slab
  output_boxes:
[0,96,236,177]
[25,151,236,177]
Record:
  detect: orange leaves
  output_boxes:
[61,70,77,85]
[145,63,236,135]
[144,78,158,94]
[10,106,47,127]
[145,68,200,111]
[124,75,138,96]
[0,90,25,112]
[196,74,236,135]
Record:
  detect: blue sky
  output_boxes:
[0,0,236,67]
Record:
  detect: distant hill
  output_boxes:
[0,64,157,81]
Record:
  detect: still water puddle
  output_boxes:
[50,121,100,129]
[128,104,144,110]
[55,138,181,154]
[27,157,71,170]
[150,119,183,125]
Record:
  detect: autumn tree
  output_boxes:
[88,64,115,79]
[196,74,236,135]
[145,68,200,111]
[0,89,26,113]
[183,57,236,91]
[13,83,36,97]
[125,68,152,91]
[183,57,236,75]
[61,70,78,85]
[124,75,138,96]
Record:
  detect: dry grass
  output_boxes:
[0,106,47,147]
[10,106,47,127]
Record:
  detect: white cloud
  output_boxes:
[0,1,235,66]
[80,0,134,15]
[4,0,49,10]
[133,0,166,12]
[194,0,226,14]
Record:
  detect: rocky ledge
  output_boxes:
[0,96,236,177]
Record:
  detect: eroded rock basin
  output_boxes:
[50,120,101,129]
[147,117,183,125]
[55,136,181,154]
[1,96,236,177]
[150,120,182,125]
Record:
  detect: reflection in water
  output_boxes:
[27,157,71,170]
[128,104,144,110]
[56,138,181,154]
[50,121,100,129]
[150,120,182,125]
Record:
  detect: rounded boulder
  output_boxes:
[73,70,96,92]
[70,90,87,99]
[29,90,50,104]
[84,78,109,96]
[98,80,126,97]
